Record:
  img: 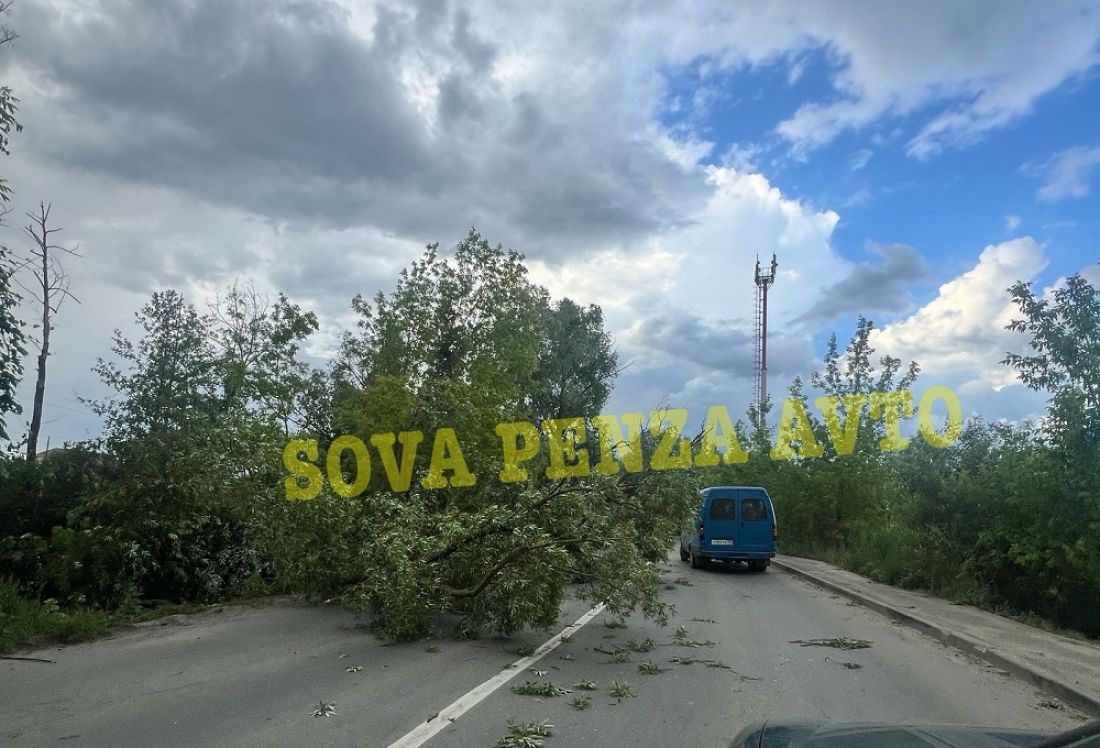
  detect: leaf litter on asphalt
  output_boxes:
[311,700,337,717]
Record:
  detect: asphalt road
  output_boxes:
[1,555,1089,747]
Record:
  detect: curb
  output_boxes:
[771,558,1100,718]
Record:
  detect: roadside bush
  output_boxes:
[35,526,146,610]
[0,448,104,537]
[134,514,267,604]
[842,521,923,588]
[0,582,110,653]
[0,511,267,612]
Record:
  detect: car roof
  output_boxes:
[702,485,767,492]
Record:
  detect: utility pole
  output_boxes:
[753,253,778,414]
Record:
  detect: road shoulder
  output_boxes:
[773,554,1100,717]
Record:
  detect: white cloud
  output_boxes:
[601,166,849,415]
[769,2,1100,158]
[849,148,873,171]
[1028,145,1100,202]
[4,0,1095,443]
[1005,214,1021,231]
[870,238,1049,391]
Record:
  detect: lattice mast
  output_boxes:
[753,254,778,413]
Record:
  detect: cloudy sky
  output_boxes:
[1,0,1098,445]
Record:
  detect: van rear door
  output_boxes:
[737,489,773,553]
[704,493,737,548]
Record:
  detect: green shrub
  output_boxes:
[0,582,109,653]
[841,521,923,588]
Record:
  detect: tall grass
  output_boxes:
[0,582,110,653]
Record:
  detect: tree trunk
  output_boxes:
[25,241,48,461]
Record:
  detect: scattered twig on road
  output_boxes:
[669,639,717,648]
[0,655,55,663]
[512,681,570,697]
[824,656,862,669]
[667,656,761,681]
[789,637,872,650]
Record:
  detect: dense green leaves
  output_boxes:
[0,245,24,441]
[0,5,22,440]
[264,230,684,639]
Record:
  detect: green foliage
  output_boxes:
[0,526,143,610]
[608,680,635,699]
[527,298,618,420]
[0,582,110,653]
[570,695,592,710]
[0,448,103,536]
[498,720,553,748]
[841,520,925,587]
[511,680,569,696]
[0,246,25,441]
[0,3,21,205]
[0,284,316,617]
[261,230,694,640]
[720,286,1100,637]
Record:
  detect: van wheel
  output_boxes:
[748,560,768,573]
[679,544,690,562]
[690,548,702,569]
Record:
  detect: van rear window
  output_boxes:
[741,498,767,521]
[708,498,735,520]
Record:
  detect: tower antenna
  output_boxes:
[753,253,778,414]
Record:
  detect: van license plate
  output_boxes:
[711,539,733,545]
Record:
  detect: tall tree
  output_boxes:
[271,230,691,641]
[0,0,23,443]
[810,315,920,457]
[0,0,20,205]
[1004,270,1100,452]
[207,281,318,431]
[19,203,81,459]
[0,244,23,441]
[527,298,619,421]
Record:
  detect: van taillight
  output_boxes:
[698,524,704,540]
[772,524,777,541]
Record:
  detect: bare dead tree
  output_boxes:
[17,202,80,460]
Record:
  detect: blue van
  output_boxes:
[679,486,777,571]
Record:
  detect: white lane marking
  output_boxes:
[387,603,606,748]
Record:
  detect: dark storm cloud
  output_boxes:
[11,0,707,257]
[17,1,448,193]
[628,311,813,379]
[797,243,930,322]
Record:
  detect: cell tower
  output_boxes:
[753,253,778,413]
